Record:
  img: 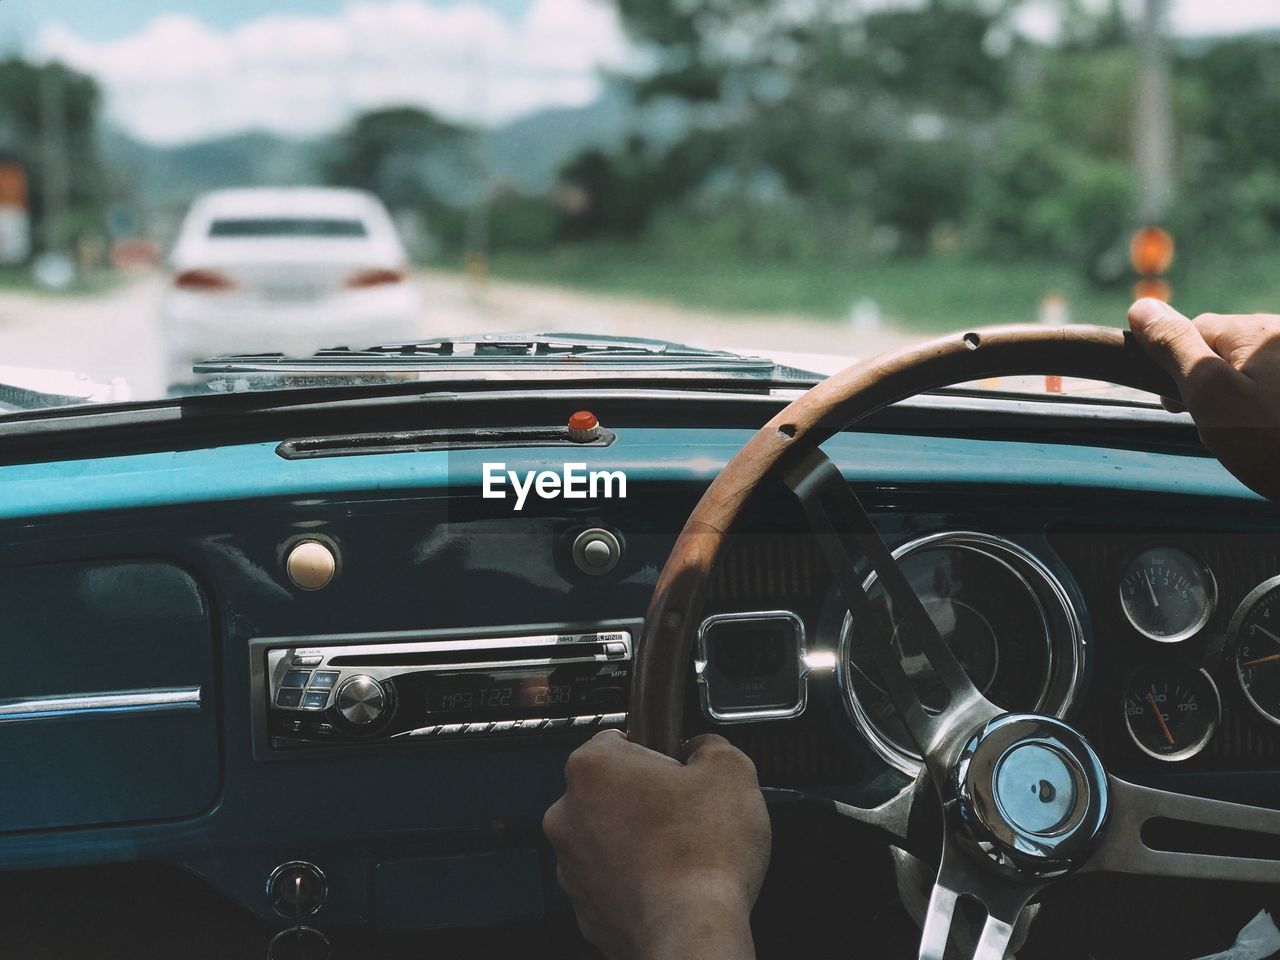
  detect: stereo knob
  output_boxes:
[336,676,386,726]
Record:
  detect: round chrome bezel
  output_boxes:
[1118,546,1217,644]
[837,531,1085,777]
[1228,573,1280,730]
[268,925,331,960]
[1121,662,1221,762]
[266,860,328,919]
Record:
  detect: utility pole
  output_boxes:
[1135,0,1174,224]
[38,66,71,254]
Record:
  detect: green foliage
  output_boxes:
[972,47,1138,280]
[324,107,471,209]
[487,192,558,250]
[1173,38,1280,252]
[0,58,106,253]
[556,138,664,240]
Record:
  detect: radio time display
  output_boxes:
[422,672,585,718]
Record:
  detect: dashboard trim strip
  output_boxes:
[0,686,203,724]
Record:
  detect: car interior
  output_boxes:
[2,1,1279,957]
[1,327,1278,958]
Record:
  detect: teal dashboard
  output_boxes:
[0,386,1277,953]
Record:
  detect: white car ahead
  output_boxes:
[162,187,423,385]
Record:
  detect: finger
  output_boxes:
[1160,395,1187,414]
[1128,298,1222,386]
[682,734,757,778]
[680,732,735,762]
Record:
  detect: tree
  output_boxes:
[325,107,477,209]
[0,58,106,255]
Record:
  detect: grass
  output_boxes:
[0,265,125,298]
[478,219,1280,334]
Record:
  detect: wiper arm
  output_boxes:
[366,332,753,359]
[193,333,795,377]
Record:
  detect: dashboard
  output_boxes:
[0,387,1277,949]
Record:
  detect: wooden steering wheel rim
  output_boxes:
[627,323,1180,757]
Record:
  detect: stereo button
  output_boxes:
[302,691,330,710]
[543,718,570,730]
[310,672,339,690]
[571,715,600,728]
[275,689,304,709]
[489,721,517,733]
[282,671,311,688]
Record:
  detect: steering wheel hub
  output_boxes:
[954,714,1109,879]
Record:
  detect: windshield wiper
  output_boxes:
[192,332,812,379]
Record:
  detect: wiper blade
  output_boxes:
[192,332,795,377]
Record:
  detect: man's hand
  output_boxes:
[1129,298,1280,501]
[543,731,770,960]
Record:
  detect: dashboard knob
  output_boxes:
[266,861,327,919]
[572,528,622,575]
[336,675,386,725]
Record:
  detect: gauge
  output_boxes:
[1122,661,1220,761]
[1229,575,1280,728]
[842,533,1082,775]
[1119,547,1216,642]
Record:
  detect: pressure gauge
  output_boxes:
[1119,547,1216,643]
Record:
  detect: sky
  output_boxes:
[11,0,1280,147]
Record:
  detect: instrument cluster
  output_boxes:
[1054,535,1280,771]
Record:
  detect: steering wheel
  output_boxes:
[628,325,1280,960]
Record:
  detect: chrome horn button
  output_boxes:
[994,743,1078,835]
[952,713,1109,879]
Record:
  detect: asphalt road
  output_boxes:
[0,270,912,403]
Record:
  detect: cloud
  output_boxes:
[1171,0,1280,36]
[32,0,632,145]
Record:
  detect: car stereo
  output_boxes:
[251,621,637,755]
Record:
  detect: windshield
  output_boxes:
[1,1,1277,412]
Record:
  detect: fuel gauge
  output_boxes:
[1122,661,1220,762]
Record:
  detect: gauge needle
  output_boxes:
[1253,624,1280,649]
[1243,652,1280,667]
[1144,571,1159,607]
[1146,692,1175,746]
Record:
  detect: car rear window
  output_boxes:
[208,218,368,238]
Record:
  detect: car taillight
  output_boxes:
[174,269,236,291]
[346,268,405,289]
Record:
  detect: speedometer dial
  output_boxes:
[841,532,1082,775]
[1119,547,1216,642]
[1230,575,1280,728]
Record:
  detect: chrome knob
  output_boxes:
[336,675,386,726]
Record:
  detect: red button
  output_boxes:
[568,411,598,431]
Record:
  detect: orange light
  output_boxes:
[346,267,406,289]
[174,268,235,291]
[1133,278,1172,302]
[1129,226,1175,276]
[569,411,599,432]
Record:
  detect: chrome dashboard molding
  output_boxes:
[0,686,203,724]
[838,531,1085,778]
[695,610,809,723]
[1227,573,1280,730]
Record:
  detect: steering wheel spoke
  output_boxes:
[782,449,998,764]
[1082,776,1280,884]
[918,834,1040,960]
